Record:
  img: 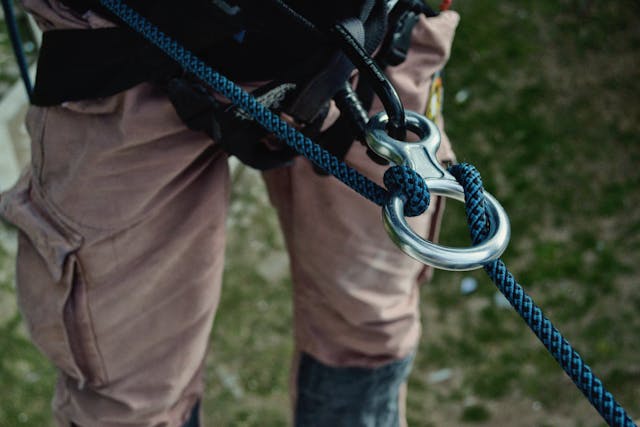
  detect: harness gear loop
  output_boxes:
[166,76,300,170]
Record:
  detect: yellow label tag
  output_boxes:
[425,74,444,121]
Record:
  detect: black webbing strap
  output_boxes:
[32,27,178,106]
[58,0,246,51]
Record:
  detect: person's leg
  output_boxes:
[0,82,230,427]
[181,401,201,427]
[264,139,438,427]
[263,11,459,427]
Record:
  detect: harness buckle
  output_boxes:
[366,111,511,271]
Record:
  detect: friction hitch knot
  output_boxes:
[383,165,430,217]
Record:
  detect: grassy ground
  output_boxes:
[1,0,639,426]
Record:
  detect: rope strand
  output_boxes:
[450,163,636,427]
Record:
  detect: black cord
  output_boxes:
[1,0,33,100]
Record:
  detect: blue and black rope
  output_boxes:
[450,163,636,427]
[1,0,33,99]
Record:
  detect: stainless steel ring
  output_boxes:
[367,111,511,271]
[383,181,511,270]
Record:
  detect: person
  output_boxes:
[0,0,459,425]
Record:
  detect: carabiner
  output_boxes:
[366,111,511,271]
[331,21,407,140]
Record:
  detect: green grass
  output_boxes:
[1,0,639,426]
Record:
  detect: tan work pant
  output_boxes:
[1,2,459,425]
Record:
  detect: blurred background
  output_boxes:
[0,0,638,426]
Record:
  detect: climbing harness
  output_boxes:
[3,0,636,424]
[28,0,397,169]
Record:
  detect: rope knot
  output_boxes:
[383,165,430,217]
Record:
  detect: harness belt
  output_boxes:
[32,27,178,106]
[31,0,432,169]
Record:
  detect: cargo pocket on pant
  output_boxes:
[0,172,107,388]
